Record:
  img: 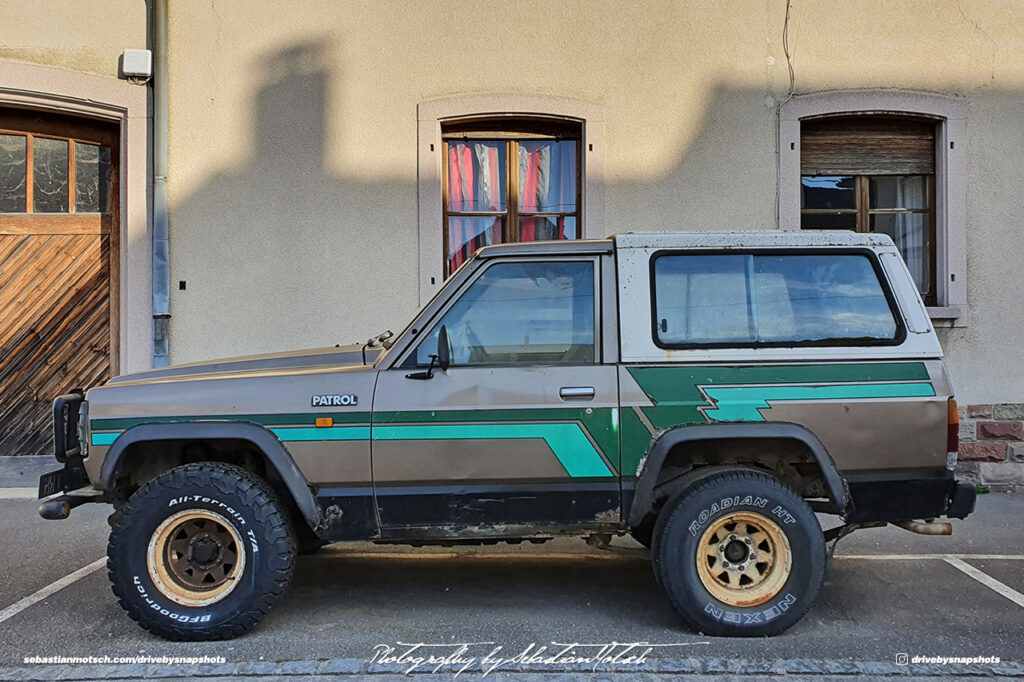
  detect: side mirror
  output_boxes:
[404,326,450,381]
[437,325,450,371]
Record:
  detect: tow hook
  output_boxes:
[894,519,953,535]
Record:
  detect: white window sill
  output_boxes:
[928,306,967,328]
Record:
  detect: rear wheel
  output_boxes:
[652,469,824,636]
[107,462,296,640]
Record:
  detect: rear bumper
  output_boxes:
[946,481,977,519]
[844,473,976,523]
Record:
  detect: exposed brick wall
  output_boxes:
[957,404,1024,488]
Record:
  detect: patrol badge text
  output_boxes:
[311,394,358,407]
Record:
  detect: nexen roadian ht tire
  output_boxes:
[107,462,296,640]
[653,469,825,636]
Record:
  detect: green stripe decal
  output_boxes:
[627,363,933,429]
[91,412,372,431]
[373,424,612,478]
[91,432,120,446]
[702,382,936,422]
[91,426,373,447]
[89,422,611,478]
[271,426,371,441]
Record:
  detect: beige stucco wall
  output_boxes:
[161,0,1024,404]
[0,1,146,77]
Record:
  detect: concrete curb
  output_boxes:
[2,657,1022,680]
[0,456,53,488]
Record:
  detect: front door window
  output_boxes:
[414,260,595,366]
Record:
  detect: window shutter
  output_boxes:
[800,116,936,175]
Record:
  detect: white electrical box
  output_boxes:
[121,49,152,79]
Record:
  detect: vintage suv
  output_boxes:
[39,231,975,640]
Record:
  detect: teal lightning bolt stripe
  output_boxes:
[700,382,936,422]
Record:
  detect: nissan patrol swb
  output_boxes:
[38,231,975,640]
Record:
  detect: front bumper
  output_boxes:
[38,391,99,519]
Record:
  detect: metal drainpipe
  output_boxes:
[151,0,170,367]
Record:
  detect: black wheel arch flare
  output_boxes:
[627,422,849,527]
[98,422,321,530]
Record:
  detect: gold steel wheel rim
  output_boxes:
[695,511,792,607]
[147,509,246,607]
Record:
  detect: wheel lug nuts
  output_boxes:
[744,537,752,544]
[719,544,725,552]
[722,561,730,568]
[729,534,736,541]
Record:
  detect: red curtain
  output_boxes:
[447,142,502,273]
[519,140,576,242]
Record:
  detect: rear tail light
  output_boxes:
[947,397,960,455]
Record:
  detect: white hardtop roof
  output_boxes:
[613,230,896,249]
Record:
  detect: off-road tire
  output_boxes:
[648,466,743,590]
[652,469,824,636]
[107,462,296,640]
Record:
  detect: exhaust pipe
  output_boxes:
[894,520,953,536]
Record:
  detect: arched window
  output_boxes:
[799,115,937,304]
[416,95,605,304]
[441,117,582,276]
[779,92,966,321]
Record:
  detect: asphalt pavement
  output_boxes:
[0,487,1021,680]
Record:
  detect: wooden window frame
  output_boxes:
[780,93,968,322]
[801,174,936,305]
[441,118,582,277]
[0,125,114,236]
[798,114,938,306]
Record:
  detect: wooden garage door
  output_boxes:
[0,110,118,457]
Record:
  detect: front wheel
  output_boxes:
[107,462,297,640]
[652,469,825,636]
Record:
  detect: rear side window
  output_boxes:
[652,252,901,347]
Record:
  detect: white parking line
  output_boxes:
[944,557,1024,608]
[0,552,1020,624]
[837,554,1024,561]
[0,488,38,500]
[0,558,105,625]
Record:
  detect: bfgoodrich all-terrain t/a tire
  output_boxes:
[653,469,825,637]
[107,463,297,640]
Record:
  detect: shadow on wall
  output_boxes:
[171,40,786,363]
[168,39,1024,394]
[169,40,420,362]
[170,35,797,363]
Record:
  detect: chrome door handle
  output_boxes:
[559,386,595,400]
